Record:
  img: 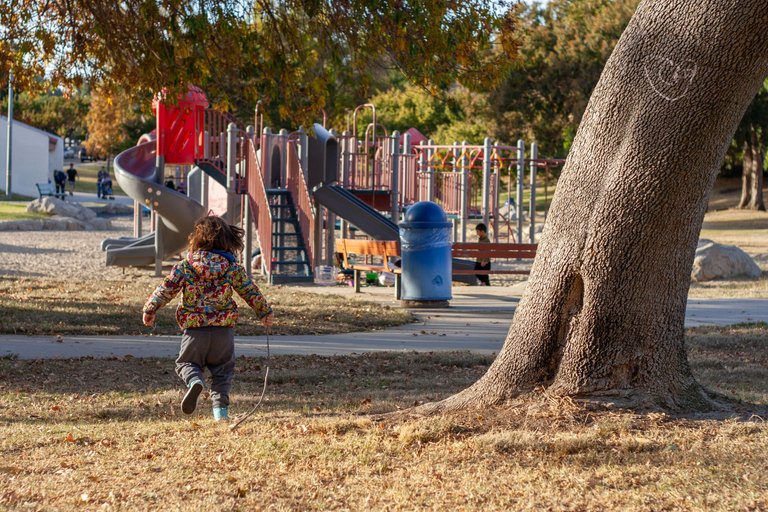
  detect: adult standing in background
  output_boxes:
[66,163,78,196]
[53,169,67,199]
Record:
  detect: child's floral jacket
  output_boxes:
[143,250,272,329]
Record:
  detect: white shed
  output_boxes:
[0,115,64,198]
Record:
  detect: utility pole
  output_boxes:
[5,68,13,198]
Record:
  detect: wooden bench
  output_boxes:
[36,182,57,198]
[451,243,537,275]
[335,239,401,296]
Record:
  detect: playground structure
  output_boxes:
[102,88,564,284]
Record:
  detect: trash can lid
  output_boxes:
[399,201,452,228]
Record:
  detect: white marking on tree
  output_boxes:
[643,56,698,102]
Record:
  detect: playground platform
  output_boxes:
[2,284,767,360]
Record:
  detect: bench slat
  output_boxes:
[36,183,56,197]
[335,239,536,282]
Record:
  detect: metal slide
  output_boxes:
[313,184,476,283]
[102,141,207,267]
[313,184,399,239]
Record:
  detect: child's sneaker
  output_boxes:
[213,406,229,422]
[181,379,204,414]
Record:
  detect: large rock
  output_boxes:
[691,239,762,282]
[100,202,133,215]
[27,197,97,221]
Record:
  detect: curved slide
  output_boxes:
[102,140,206,267]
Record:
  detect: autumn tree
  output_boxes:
[84,88,153,160]
[416,0,768,414]
[0,0,516,129]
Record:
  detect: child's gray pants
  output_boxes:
[176,326,235,408]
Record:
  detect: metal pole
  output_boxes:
[244,126,255,276]
[133,199,142,238]
[529,142,538,243]
[298,127,309,180]
[391,131,400,223]
[279,128,289,187]
[226,122,238,223]
[516,139,525,244]
[460,141,469,243]
[493,143,500,243]
[154,215,164,277]
[482,137,491,228]
[426,139,435,202]
[401,131,411,212]
[245,198,253,278]
[5,69,13,198]
[340,130,349,238]
[313,202,323,268]
[418,140,426,202]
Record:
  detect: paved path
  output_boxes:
[68,191,133,206]
[2,285,767,360]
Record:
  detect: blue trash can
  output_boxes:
[399,201,452,306]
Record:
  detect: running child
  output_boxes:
[142,216,273,421]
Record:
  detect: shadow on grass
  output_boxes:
[0,352,495,425]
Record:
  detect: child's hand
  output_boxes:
[261,313,273,328]
[143,312,156,327]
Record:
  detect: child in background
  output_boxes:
[142,216,273,421]
[474,223,491,286]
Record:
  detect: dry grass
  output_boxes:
[0,276,413,336]
[0,202,49,221]
[1,325,766,511]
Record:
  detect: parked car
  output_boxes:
[79,148,94,162]
[63,148,75,159]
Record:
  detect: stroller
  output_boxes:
[101,176,115,199]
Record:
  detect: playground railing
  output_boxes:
[285,139,315,267]
[246,137,273,278]
[339,134,393,191]
[195,109,243,180]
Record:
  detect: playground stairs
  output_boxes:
[266,188,313,285]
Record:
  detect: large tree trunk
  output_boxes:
[737,128,766,210]
[421,0,768,413]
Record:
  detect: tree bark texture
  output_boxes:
[426,0,768,412]
[737,129,765,210]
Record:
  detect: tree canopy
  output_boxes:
[84,88,154,159]
[363,82,496,144]
[1,0,517,128]
[11,91,89,141]
[491,0,639,157]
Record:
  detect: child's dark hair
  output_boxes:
[476,223,487,232]
[188,216,244,254]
